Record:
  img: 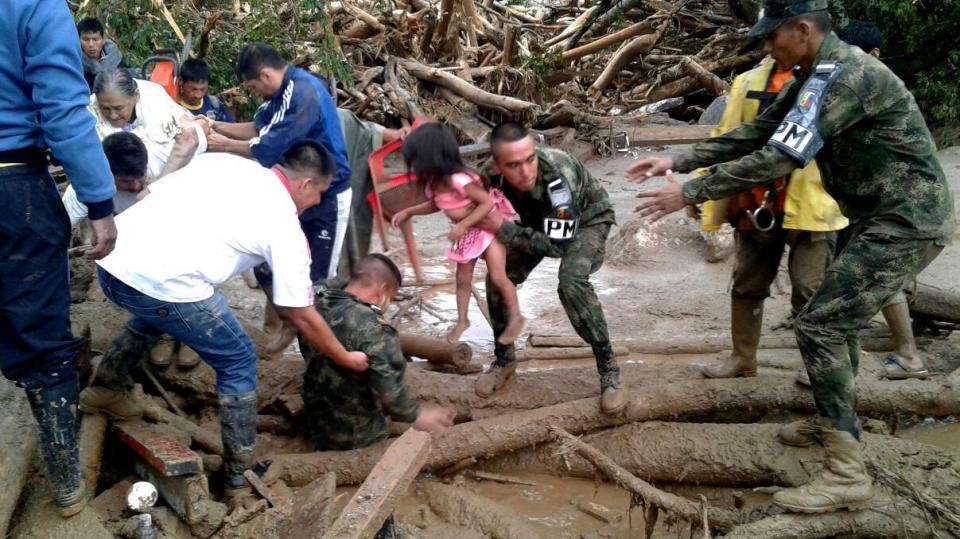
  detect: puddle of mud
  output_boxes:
[898,417,960,451]
[334,473,763,538]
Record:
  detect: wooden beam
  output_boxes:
[323,430,431,538]
[620,125,715,147]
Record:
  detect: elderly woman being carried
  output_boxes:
[89,68,209,180]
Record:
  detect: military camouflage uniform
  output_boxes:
[483,147,617,366]
[675,33,954,435]
[300,288,419,450]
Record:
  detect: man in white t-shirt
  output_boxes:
[78,142,368,511]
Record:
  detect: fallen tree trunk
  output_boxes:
[681,56,730,96]
[560,17,660,63]
[261,373,960,487]
[725,509,937,539]
[590,23,665,92]
[422,482,550,538]
[551,426,739,533]
[478,422,960,491]
[396,57,537,114]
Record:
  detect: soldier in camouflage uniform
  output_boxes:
[628,0,953,513]
[300,254,454,538]
[477,122,625,414]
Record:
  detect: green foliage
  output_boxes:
[77,0,350,119]
[835,0,960,127]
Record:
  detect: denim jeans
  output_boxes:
[0,163,83,387]
[97,267,257,395]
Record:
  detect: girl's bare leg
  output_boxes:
[449,259,476,342]
[484,240,526,345]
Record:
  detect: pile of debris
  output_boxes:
[323,0,761,146]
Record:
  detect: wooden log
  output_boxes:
[907,282,960,324]
[400,333,473,366]
[422,482,549,538]
[630,51,764,106]
[0,379,38,537]
[324,430,432,538]
[79,413,109,498]
[682,56,731,96]
[550,427,739,532]
[726,510,936,539]
[517,345,629,361]
[395,57,537,114]
[261,373,960,487]
[560,18,659,62]
[434,0,456,54]
[590,23,665,92]
[500,24,518,67]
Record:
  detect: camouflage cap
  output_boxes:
[748,0,829,38]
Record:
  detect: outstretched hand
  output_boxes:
[634,170,687,223]
[625,156,675,184]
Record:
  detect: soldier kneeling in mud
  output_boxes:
[300,254,456,538]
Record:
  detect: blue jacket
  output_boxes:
[252,66,351,196]
[1,0,116,218]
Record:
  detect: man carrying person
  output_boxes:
[178,58,235,123]
[629,0,953,513]
[77,17,125,92]
[477,123,626,414]
[2,0,118,517]
[78,143,368,512]
[62,132,148,226]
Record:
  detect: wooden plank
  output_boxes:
[622,125,715,147]
[114,420,203,476]
[321,430,432,539]
[79,413,109,497]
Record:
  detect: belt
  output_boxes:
[0,147,48,168]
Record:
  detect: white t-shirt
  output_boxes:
[62,185,140,227]
[97,153,313,308]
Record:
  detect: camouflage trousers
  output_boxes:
[487,223,612,356]
[794,224,943,436]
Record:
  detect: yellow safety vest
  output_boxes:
[700,58,848,232]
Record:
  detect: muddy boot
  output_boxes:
[475,346,517,398]
[595,344,626,414]
[702,298,763,378]
[374,515,397,539]
[148,337,175,368]
[778,417,822,447]
[220,391,258,493]
[79,383,150,420]
[24,377,86,518]
[80,327,156,419]
[176,344,201,369]
[773,423,875,513]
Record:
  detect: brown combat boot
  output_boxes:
[176,344,201,369]
[475,346,517,398]
[79,384,149,420]
[595,344,626,414]
[773,423,875,513]
[148,337,175,367]
[778,417,821,447]
[702,298,763,378]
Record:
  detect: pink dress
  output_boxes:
[427,172,516,263]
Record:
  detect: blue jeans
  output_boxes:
[97,268,257,395]
[0,163,83,387]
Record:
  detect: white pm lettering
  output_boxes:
[772,121,813,153]
[545,218,576,239]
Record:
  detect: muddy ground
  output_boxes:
[7,145,960,538]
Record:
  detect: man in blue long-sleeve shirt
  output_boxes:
[1,0,118,518]
[206,43,352,282]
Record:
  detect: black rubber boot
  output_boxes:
[594,343,626,413]
[24,377,85,517]
[374,514,397,539]
[219,391,258,489]
[96,326,157,391]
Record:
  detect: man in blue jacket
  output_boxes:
[206,43,352,282]
[1,0,118,518]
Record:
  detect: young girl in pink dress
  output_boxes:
[392,123,525,344]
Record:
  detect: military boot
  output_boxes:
[148,337,175,367]
[778,417,821,447]
[773,423,875,513]
[24,377,86,518]
[595,344,626,414]
[80,327,156,419]
[475,345,517,398]
[220,391,258,491]
[703,298,763,378]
